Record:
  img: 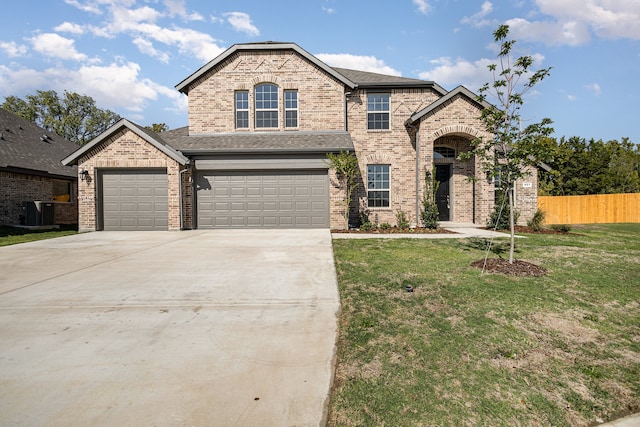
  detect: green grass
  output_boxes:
[328,224,640,427]
[0,225,77,246]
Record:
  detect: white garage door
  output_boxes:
[101,170,168,231]
[196,170,329,228]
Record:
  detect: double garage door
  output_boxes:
[196,170,329,228]
[99,169,329,230]
[101,170,168,231]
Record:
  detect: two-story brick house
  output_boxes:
[62,41,538,231]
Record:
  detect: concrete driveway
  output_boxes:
[0,229,340,426]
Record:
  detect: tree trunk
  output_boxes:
[508,186,515,264]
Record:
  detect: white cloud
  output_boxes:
[0,41,28,58]
[29,33,89,62]
[132,37,170,63]
[315,53,402,76]
[54,22,86,35]
[63,0,104,15]
[567,94,576,101]
[322,6,336,14]
[0,61,185,118]
[224,12,260,37]
[506,0,640,46]
[413,0,431,15]
[461,1,494,28]
[584,82,602,95]
[163,0,204,21]
[537,0,640,40]
[506,17,591,46]
[418,57,495,91]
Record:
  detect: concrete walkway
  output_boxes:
[332,222,512,239]
[0,230,340,426]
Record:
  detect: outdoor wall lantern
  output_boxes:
[80,169,89,181]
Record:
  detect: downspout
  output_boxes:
[344,91,351,131]
[179,165,190,230]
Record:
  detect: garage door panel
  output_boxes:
[197,170,328,228]
[101,170,168,231]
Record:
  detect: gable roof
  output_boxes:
[0,108,77,179]
[408,85,492,124]
[332,67,447,94]
[162,127,354,154]
[176,42,357,94]
[61,119,189,166]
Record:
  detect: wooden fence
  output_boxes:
[538,193,640,225]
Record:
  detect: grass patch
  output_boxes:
[328,224,640,427]
[0,225,77,247]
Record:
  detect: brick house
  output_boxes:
[62,42,538,231]
[0,108,78,226]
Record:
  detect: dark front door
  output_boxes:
[435,164,452,221]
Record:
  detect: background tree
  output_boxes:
[461,24,553,264]
[2,90,121,145]
[538,136,640,195]
[145,123,169,133]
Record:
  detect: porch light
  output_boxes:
[80,169,89,181]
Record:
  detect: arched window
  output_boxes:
[255,83,278,128]
[434,146,456,159]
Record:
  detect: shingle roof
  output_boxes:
[162,127,354,154]
[62,119,189,166]
[0,108,77,179]
[408,85,491,124]
[176,42,357,94]
[332,67,447,94]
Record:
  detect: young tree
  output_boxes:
[2,90,121,145]
[463,25,554,263]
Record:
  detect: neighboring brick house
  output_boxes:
[62,42,538,231]
[0,109,78,226]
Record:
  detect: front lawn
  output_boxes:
[0,225,77,247]
[329,224,640,426]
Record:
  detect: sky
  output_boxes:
[1,0,639,142]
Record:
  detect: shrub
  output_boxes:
[527,209,545,231]
[487,194,520,230]
[379,222,391,230]
[360,222,377,231]
[420,168,440,229]
[551,224,571,233]
[396,210,410,229]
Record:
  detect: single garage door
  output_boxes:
[197,170,329,228]
[101,169,168,231]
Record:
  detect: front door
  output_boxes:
[435,164,452,221]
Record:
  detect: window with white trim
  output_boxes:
[367,164,390,208]
[235,91,249,129]
[284,90,298,128]
[255,83,278,128]
[367,93,390,130]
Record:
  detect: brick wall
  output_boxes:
[416,95,495,225]
[188,50,346,134]
[346,88,442,226]
[0,171,78,225]
[77,129,183,231]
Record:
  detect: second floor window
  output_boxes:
[367,93,390,130]
[255,83,278,128]
[235,91,249,129]
[284,90,298,128]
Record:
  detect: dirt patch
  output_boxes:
[471,258,548,276]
